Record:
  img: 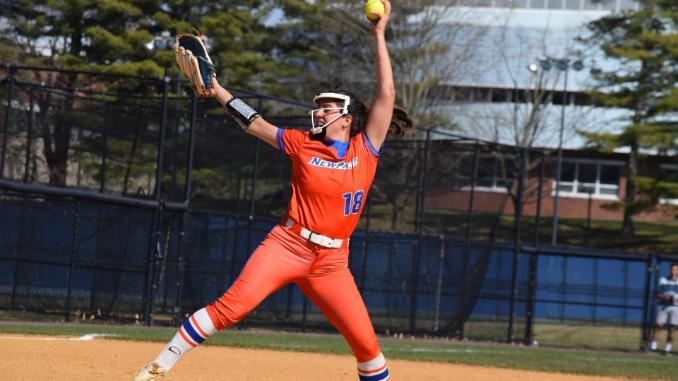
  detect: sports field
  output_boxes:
[2,322,676,380]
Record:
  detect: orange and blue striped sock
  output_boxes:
[153,308,217,371]
[358,353,390,381]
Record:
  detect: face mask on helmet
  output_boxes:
[309,92,351,135]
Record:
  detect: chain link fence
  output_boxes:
[1,66,675,351]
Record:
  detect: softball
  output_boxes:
[365,0,385,21]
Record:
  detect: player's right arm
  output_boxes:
[365,0,395,151]
[205,77,279,149]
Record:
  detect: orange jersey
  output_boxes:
[276,129,381,239]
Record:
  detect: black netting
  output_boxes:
[0,67,667,351]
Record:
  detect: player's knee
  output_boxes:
[207,293,252,330]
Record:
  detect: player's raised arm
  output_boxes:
[203,78,279,148]
[365,0,395,150]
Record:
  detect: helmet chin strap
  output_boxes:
[310,113,346,135]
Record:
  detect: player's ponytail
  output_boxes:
[336,90,413,139]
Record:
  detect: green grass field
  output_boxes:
[2,321,677,380]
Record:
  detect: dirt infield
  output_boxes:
[2,334,631,381]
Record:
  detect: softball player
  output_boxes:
[134,1,410,380]
[648,263,678,354]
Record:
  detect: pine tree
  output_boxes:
[580,0,677,235]
[2,1,280,186]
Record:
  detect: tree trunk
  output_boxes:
[42,88,75,187]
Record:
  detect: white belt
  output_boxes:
[285,218,346,249]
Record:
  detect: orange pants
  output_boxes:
[205,224,381,362]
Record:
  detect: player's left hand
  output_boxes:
[174,33,216,96]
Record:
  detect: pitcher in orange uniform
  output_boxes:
[133,1,411,380]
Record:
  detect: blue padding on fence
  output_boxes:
[0,198,656,335]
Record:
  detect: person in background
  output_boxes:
[649,263,678,355]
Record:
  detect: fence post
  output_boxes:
[586,190,593,246]
[359,196,372,294]
[1,66,16,179]
[460,142,480,339]
[641,254,657,348]
[24,87,35,182]
[65,200,81,322]
[508,147,527,343]
[172,92,198,324]
[230,169,243,284]
[246,97,263,254]
[172,211,190,325]
[433,234,445,332]
[414,130,432,234]
[523,151,544,345]
[408,132,431,334]
[142,75,170,326]
[172,75,182,191]
[99,104,109,193]
[184,92,197,201]
[408,237,422,334]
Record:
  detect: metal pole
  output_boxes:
[65,200,81,322]
[172,76,181,194]
[641,255,657,348]
[24,87,34,182]
[460,142,480,339]
[359,196,372,294]
[560,256,568,323]
[99,105,109,193]
[172,210,190,325]
[143,75,170,326]
[173,92,197,325]
[508,147,527,343]
[523,151,545,345]
[592,257,599,324]
[409,236,422,334]
[433,234,445,332]
[420,130,431,232]
[183,92,197,201]
[408,134,430,334]
[153,76,170,199]
[586,190,593,246]
[246,98,263,254]
[551,68,569,246]
[1,66,16,179]
[386,236,395,328]
[414,131,431,234]
[534,151,545,245]
[230,170,243,284]
[413,144,423,234]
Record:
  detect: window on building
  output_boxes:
[554,160,622,199]
[459,155,516,192]
[582,0,600,10]
[547,0,563,9]
[565,0,582,10]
